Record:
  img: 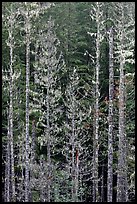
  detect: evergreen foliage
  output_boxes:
[2,2,135,202]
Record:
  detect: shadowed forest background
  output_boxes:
[2,2,135,202]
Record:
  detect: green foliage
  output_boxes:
[2,2,135,202]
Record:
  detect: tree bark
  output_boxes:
[47,65,51,202]
[71,91,76,202]
[25,11,30,202]
[92,2,100,202]
[117,3,128,202]
[31,120,36,162]
[75,148,79,202]
[8,7,16,201]
[5,114,10,202]
[107,26,114,202]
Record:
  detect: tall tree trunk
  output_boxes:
[25,12,30,202]
[70,69,79,202]
[66,2,71,67]
[5,114,10,202]
[47,66,51,202]
[75,147,79,202]
[71,93,76,202]
[92,83,96,202]
[92,2,100,202]
[29,120,36,202]
[117,3,128,202]
[31,120,36,162]
[34,40,39,85]
[8,8,16,201]
[107,26,114,202]
[21,138,25,201]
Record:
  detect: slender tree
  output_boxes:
[18,3,47,200]
[64,68,80,202]
[24,5,31,201]
[94,4,100,201]
[35,16,63,202]
[116,3,127,202]
[89,2,104,201]
[6,4,16,201]
[2,2,135,202]
[70,69,79,202]
[113,2,134,202]
[5,111,10,202]
[107,26,114,202]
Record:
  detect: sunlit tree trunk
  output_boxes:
[68,69,80,202]
[71,90,76,202]
[75,147,79,202]
[5,114,10,202]
[117,3,128,202]
[31,120,36,162]
[8,6,16,201]
[25,10,31,202]
[107,26,114,202]
[29,120,36,201]
[92,2,100,202]
[47,65,51,202]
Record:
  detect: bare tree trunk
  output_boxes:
[75,148,79,202]
[107,26,114,202]
[21,139,25,202]
[71,93,76,202]
[8,8,16,201]
[25,12,30,202]
[5,114,10,202]
[29,120,36,202]
[92,83,96,202]
[92,2,100,202]
[47,66,51,202]
[117,4,128,202]
[34,40,39,85]
[31,120,36,162]
[70,69,79,202]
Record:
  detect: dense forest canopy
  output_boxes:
[2,2,135,202]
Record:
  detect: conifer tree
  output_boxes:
[116,3,127,202]
[5,113,10,202]
[107,26,114,202]
[5,4,16,201]
[114,3,135,202]
[2,2,135,202]
[32,16,63,202]
[88,2,105,201]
